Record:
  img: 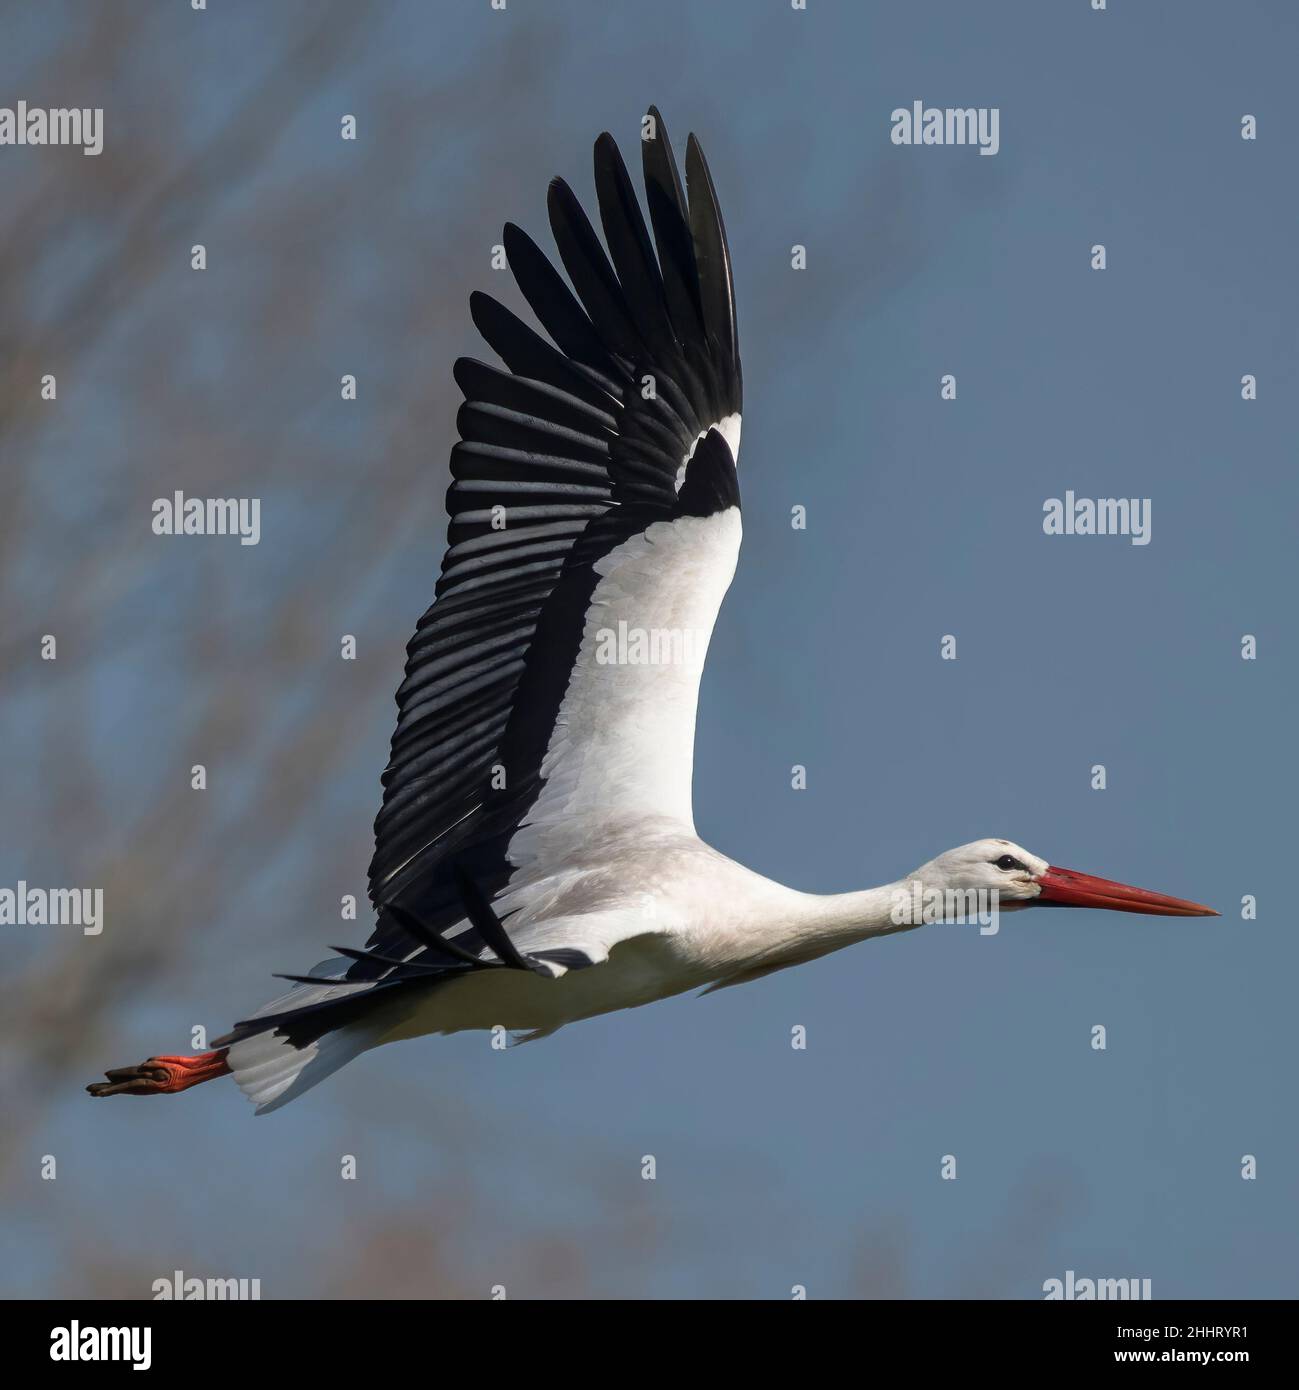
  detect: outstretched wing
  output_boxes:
[221,109,743,1053]
[362,110,742,949]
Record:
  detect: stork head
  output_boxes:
[912,838,1218,916]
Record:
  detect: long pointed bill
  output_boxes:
[1036,866,1218,917]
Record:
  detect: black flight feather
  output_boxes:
[593,132,675,356]
[641,105,702,340]
[685,133,738,365]
[451,861,545,974]
[546,177,643,362]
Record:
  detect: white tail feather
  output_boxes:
[225,958,390,1114]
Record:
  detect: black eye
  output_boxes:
[994,854,1027,871]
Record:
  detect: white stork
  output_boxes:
[89,110,1216,1112]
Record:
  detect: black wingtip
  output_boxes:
[593,126,674,354]
[684,131,738,365]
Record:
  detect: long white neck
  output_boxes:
[693,852,929,986]
[797,883,915,943]
[724,880,917,980]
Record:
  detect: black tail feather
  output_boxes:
[218,861,546,1051]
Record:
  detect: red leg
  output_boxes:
[87,1049,231,1097]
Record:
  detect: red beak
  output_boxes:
[1036,866,1218,917]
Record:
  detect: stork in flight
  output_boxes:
[89,110,1216,1112]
